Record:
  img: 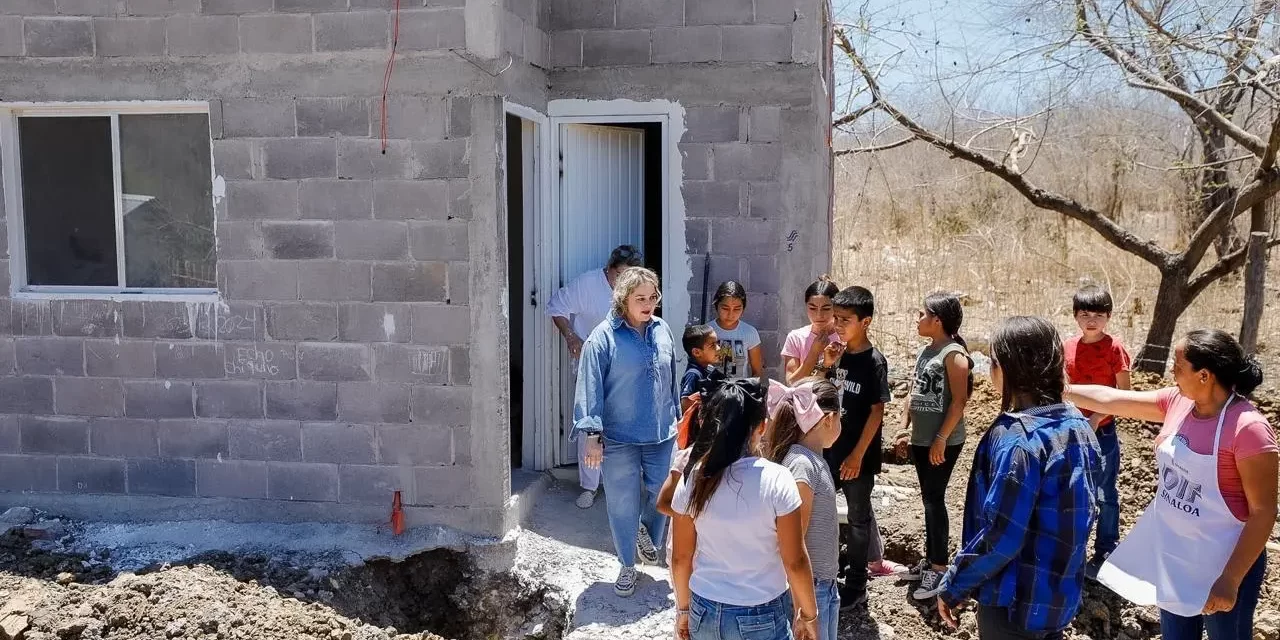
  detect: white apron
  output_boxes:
[1097,394,1244,617]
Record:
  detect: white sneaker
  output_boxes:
[614,566,638,597]
[913,568,945,600]
[575,489,597,509]
[636,525,659,565]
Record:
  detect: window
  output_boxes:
[0,103,216,295]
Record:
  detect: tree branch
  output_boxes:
[1188,235,1280,296]
[833,102,880,130]
[835,137,915,155]
[1184,167,1280,265]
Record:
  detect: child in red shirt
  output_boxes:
[1064,285,1131,578]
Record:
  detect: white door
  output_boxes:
[556,124,646,466]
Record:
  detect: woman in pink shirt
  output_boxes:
[1067,329,1277,640]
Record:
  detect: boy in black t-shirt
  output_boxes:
[821,286,891,608]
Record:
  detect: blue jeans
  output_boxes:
[689,591,793,640]
[601,438,673,567]
[815,580,839,640]
[1094,423,1120,556]
[1160,551,1267,640]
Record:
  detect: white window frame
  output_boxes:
[0,100,219,301]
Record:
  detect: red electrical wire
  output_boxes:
[380,0,401,154]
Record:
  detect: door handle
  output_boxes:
[530,290,538,307]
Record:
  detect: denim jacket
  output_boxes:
[572,311,679,445]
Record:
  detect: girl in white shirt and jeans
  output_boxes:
[671,378,820,640]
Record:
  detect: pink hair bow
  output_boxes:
[767,380,826,433]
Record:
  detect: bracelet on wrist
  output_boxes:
[797,611,818,623]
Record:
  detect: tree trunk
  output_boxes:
[1135,270,1188,374]
[1195,128,1244,258]
[1239,199,1272,354]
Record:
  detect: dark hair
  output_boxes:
[1183,329,1264,395]
[607,244,644,270]
[804,275,840,302]
[923,291,973,394]
[832,286,875,319]
[1073,285,1114,315]
[991,316,1065,412]
[685,378,768,518]
[683,324,716,359]
[765,378,840,464]
[713,281,748,309]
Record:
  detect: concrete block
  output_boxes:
[239,13,311,53]
[0,454,58,492]
[265,381,337,420]
[219,261,300,301]
[125,0,200,14]
[53,300,120,338]
[262,220,335,259]
[409,384,469,427]
[334,221,408,260]
[372,263,447,302]
[55,0,118,14]
[372,180,448,220]
[300,180,373,219]
[449,346,468,385]
[59,457,126,494]
[413,139,468,179]
[713,142,782,180]
[216,221,263,259]
[749,106,782,142]
[0,0,54,13]
[447,178,471,220]
[549,0,613,29]
[198,0,271,13]
[684,180,743,217]
[229,419,302,461]
[377,423,451,466]
[155,342,226,378]
[684,107,740,143]
[711,217,777,255]
[336,382,410,424]
[298,343,371,381]
[274,0,345,12]
[582,29,649,66]
[685,218,709,253]
[408,221,467,261]
[339,464,413,504]
[302,420,378,463]
[742,293,779,331]
[89,417,159,457]
[225,180,300,220]
[0,339,13,375]
[652,25,719,63]
[223,343,297,380]
[20,416,89,454]
[339,303,410,343]
[24,17,94,57]
[55,377,126,417]
[196,459,267,498]
[505,0,534,21]
[525,21,546,67]
[296,261,371,302]
[373,344,448,383]
[722,24,791,62]
[94,17,166,55]
[414,465,471,506]
[267,461,340,503]
[747,255,780,294]
[337,139,416,180]
[384,97,445,141]
[212,140,253,180]
[195,380,264,418]
[747,181,781,217]
[17,337,84,376]
[194,303,266,341]
[397,7,465,50]
[126,380,195,418]
[222,99,295,138]
[0,17,22,56]
[447,96,471,139]
[617,0,681,28]
[128,458,195,496]
[688,253,740,296]
[297,98,369,138]
[686,0,752,25]
[500,10,521,58]
[263,138,337,180]
[157,419,228,457]
[549,29,580,67]
[121,301,193,339]
[0,377,54,414]
[679,143,712,180]
[0,415,17,453]
[10,300,53,336]
[266,302,338,341]
[410,304,470,345]
[315,10,387,51]
[447,261,468,305]
[754,0,795,24]
[165,14,238,55]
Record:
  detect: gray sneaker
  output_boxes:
[614,566,638,597]
[913,568,945,600]
[636,525,659,565]
[903,559,929,582]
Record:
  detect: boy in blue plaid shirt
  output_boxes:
[937,317,1102,639]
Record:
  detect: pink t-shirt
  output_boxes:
[1155,388,1278,521]
[781,326,841,361]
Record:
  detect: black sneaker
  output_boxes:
[839,590,867,612]
[913,568,945,600]
[1085,554,1108,582]
[903,559,929,583]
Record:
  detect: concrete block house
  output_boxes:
[0,0,834,537]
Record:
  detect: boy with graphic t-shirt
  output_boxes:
[1064,285,1132,577]
[822,286,891,608]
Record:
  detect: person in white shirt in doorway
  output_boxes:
[547,244,645,509]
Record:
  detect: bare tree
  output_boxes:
[837,0,1280,371]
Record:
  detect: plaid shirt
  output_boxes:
[939,403,1103,633]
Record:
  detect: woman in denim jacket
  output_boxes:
[574,266,680,597]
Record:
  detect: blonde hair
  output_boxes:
[611,267,661,318]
